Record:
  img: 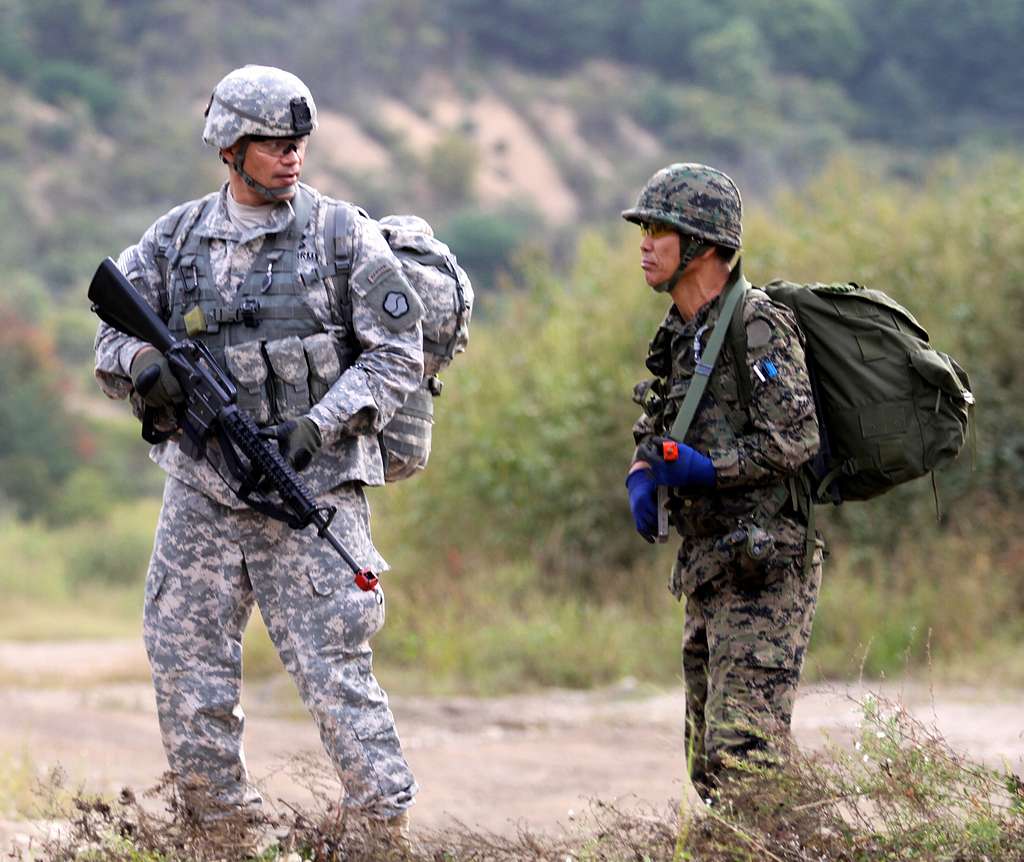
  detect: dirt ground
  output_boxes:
[2,639,1023,852]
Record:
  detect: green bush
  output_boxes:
[425,132,479,205]
[0,312,81,520]
[49,466,118,524]
[369,155,1024,686]
[64,504,157,590]
[438,204,540,289]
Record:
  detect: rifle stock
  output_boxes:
[89,257,176,353]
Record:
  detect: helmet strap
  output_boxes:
[230,139,297,202]
[653,235,707,294]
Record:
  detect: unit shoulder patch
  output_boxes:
[364,270,424,332]
[745,318,773,350]
[383,290,410,319]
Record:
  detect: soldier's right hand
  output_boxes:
[129,346,183,409]
[258,416,323,472]
[625,466,658,543]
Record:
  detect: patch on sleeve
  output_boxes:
[383,290,410,319]
[364,269,424,332]
[367,263,392,285]
[745,318,773,349]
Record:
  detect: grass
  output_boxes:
[0,748,38,819]
[5,157,1024,697]
[14,692,1024,861]
[3,498,1024,695]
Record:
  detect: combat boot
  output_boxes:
[384,809,412,847]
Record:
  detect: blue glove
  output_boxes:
[644,437,716,490]
[626,468,658,542]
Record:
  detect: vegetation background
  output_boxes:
[1,0,1022,698]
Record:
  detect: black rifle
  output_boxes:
[88,257,378,591]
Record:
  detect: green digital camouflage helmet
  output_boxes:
[203,65,318,200]
[622,163,743,293]
[622,162,742,249]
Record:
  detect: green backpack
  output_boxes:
[730,281,974,505]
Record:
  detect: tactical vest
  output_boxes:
[154,187,356,428]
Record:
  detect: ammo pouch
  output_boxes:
[718,523,777,581]
[224,335,334,425]
[381,383,435,482]
[223,341,271,425]
[264,336,311,419]
[303,332,341,403]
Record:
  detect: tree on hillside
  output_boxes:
[849,0,1024,139]
[444,0,622,70]
[0,307,82,520]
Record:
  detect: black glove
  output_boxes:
[258,416,323,472]
[130,346,183,409]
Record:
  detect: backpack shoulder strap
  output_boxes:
[153,195,211,318]
[729,284,754,413]
[322,200,357,325]
[667,272,747,441]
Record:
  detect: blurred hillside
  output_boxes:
[1,0,1022,689]
[3,0,1023,300]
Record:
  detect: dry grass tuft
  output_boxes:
[10,694,1024,861]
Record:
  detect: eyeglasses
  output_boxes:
[638,222,676,238]
[248,136,309,157]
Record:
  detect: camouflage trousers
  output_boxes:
[143,475,417,819]
[680,540,823,798]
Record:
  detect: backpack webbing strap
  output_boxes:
[324,202,354,326]
[787,471,819,578]
[668,273,748,441]
[728,287,753,413]
[287,187,314,241]
[155,198,212,319]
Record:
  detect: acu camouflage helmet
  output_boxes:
[203,65,317,201]
[203,65,318,149]
[622,163,742,250]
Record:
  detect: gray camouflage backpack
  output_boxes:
[328,208,473,482]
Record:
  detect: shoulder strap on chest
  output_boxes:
[729,285,754,412]
[667,273,747,441]
[323,201,356,325]
[151,197,211,318]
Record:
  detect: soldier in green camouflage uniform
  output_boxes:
[93,66,420,829]
[622,164,822,798]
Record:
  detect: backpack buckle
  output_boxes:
[240,297,261,328]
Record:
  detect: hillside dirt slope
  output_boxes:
[1,639,1022,851]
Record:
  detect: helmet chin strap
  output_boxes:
[652,235,707,294]
[231,140,297,202]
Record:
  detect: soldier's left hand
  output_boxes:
[645,436,716,490]
[626,467,659,541]
[259,416,322,471]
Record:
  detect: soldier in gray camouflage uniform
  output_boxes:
[93,66,420,830]
[622,164,823,799]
